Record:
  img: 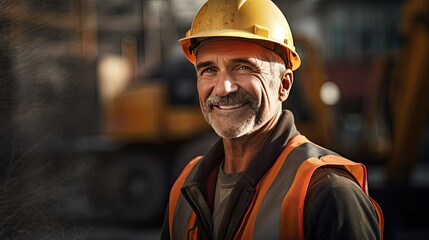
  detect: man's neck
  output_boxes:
[221,111,282,174]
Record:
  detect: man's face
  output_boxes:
[195,39,291,138]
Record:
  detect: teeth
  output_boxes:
[218,103,244,110]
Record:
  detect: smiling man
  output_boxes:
[195,39,290,174]
[161,0,383,239]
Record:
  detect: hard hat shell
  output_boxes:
[179,0,301,71]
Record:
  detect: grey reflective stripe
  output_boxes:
[253,143,337,239]
[172,160,201,240]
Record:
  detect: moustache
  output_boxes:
[205,89,256,108]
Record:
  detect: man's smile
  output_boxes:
[214,102,247,110]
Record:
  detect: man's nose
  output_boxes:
[214,72,238,96]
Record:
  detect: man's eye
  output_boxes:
[201,67,215,75]
[237,65,250,71]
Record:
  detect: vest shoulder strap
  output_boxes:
[280,144,384,239]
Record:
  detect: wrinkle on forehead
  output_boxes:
[196,40,276,63]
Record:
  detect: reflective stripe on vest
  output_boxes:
[169,156,202,240]
[168,136,384,239]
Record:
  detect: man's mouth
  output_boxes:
[215,103,247,110]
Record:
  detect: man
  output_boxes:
[161,0,384,239]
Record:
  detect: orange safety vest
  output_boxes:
[168,135,384,239]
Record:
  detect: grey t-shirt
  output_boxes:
[212,163,243,239]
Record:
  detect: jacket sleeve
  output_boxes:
[160,206,170,240]
[304,167,381,239]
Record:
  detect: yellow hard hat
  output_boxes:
[179,0,301,71]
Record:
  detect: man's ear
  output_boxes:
[279,69,293,101]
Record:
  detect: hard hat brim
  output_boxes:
[179,29,301,71]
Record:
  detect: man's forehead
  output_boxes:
[196,39,273,62]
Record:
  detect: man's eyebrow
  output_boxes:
[196,61,214,71]
[231,58,259,68]
[195,58,259,71]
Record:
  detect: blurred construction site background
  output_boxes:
[0,0,428,239]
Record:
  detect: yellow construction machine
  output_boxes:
[362,0,429,185]
[361,0,429,238]
[89,52,216,223]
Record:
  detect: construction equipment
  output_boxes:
[362,0,429,185]
[285,34,335,150]
[90,51,215,222]
[362,0,429,238]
